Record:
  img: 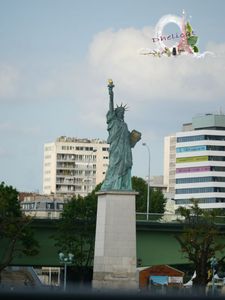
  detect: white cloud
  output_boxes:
[1,27,224,110]
[1,26,224,144]
[87,27,225,106]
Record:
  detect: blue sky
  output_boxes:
[0,0,225,192]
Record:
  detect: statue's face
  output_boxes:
[115,108,125,120]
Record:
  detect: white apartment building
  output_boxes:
[174,114,225,210]
[163,135,176,194]
[43,136,109,197]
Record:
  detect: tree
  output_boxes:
[150,189,167,213]
[54,184,100,281]
[132,176,166,214]
[132,176,147,212]
[0,182,39,281]
[175,199,225,291]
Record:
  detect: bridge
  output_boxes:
[2,215,225,268]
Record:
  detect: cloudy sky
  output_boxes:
[1,0,225,193]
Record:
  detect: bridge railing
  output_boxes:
[136,212,225,224]
[136,212,182,223]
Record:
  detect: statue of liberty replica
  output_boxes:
[101,79,141,191]
[92,80,141,290]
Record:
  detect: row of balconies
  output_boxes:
[56,183,95,192]
[57,155,97,162]
[56,164,97,170]
[56,170,96,176]
[56,178,96,185]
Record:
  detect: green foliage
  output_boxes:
[185,22,192,36]
[185,21,199,53]
[0,182,21,220]
[150,189,166,213]
[175,199,225,288]
[54,186,99,269]
[193,45,199,53]
[187,36,198,47]
[132,176,166,214]
[132,176,147,212]
[0,182,39,274]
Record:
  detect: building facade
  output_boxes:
[163,135,176,195]
[174,114,225,210]
[20,193,67,219]
[43,136,109,197]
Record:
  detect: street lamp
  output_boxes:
[58,252,74,291]
[142,142,150,221]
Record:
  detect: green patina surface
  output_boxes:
[100,80,141,191]
[1,219,225,267]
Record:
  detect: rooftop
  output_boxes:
[56,136,107,144]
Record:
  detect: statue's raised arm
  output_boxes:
[107,79,114,113]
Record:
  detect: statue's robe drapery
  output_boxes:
[101,110,132,191]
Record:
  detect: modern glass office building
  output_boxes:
[174,114,225,209]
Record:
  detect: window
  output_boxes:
[176,145,207,153]
[177,135,205,143]
[175,176,225,184]
[209,156,225,162]
[56,203,64,210]
[212,166,225,172]
[176,187,225,194]
[176,166,210,173]
[45,146,53,151]
[46,203,54,210]
[175,198,225,204]
[177,134,225,143]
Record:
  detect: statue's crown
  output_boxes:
[115,102,128,112]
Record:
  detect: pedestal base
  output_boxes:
[92,191,138,290]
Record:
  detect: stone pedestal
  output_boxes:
[92,191,138,290]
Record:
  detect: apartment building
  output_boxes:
[20,193,67,219]
[163,135,176,195]
[174,114,225,210]
[43,136,109,197]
